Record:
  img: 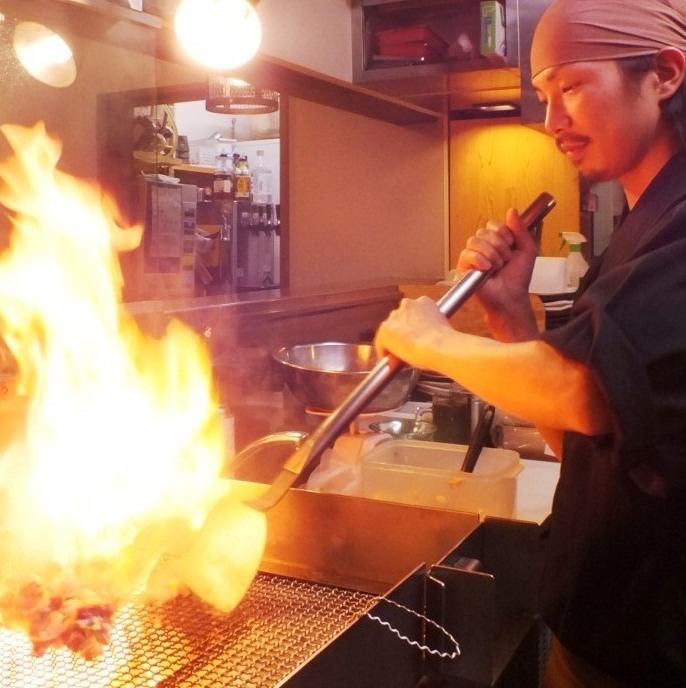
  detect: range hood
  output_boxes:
[396,0,549,124]
[518,0,548,126]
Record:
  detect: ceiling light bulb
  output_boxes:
[13,22,76,88]
[175,0,262,70]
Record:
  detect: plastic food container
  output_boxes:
[361,440,522,518]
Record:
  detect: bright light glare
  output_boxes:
[478,104,517,112]
[175,0,262,70]
[13,22,76,88]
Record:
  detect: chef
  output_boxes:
[375,1,686,685]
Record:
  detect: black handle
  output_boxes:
[460,404,496,473]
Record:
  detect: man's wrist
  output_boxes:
[484,300,538,342]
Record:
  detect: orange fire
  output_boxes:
[0,123,266,662]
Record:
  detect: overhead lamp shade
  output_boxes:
[206,76,279,115]
[450,102,520,120]
[175,0,262,70]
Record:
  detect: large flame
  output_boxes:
[0,122,266,659]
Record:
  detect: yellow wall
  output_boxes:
[449,118,579,266]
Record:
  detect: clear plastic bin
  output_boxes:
[361,439,522,518]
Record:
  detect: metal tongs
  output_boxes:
[245,192,556,511]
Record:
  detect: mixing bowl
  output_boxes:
[273,342,418,413]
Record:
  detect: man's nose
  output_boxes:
[544,99,570,135]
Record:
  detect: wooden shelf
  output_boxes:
[237,55,442,126]
[170,163,216,175]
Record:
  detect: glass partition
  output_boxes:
[0,0,282,302]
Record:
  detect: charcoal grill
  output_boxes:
[1,574,374,688]
[0,489,543,688]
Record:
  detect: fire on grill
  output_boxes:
[0,122,266,661]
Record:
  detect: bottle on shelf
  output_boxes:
[212,152,235,201]
[235,154,251,200]
[251,149,273,205]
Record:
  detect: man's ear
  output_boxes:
[654,47,686,101]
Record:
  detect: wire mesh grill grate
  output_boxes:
[0,573,375,688]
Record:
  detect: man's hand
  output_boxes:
[457,208,539,313]
[374,296,455,372]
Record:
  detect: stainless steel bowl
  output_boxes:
[273,342,418,413]
[368,418,435,441]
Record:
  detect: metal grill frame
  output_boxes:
[0,490,543,688]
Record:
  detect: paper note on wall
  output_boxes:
[148,184,183,258]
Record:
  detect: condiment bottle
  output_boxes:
[213,152,234,201]
[560,231,589,289]
[235,155,251,200]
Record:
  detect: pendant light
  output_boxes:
[174,0,262,70]
[206,76,279,115]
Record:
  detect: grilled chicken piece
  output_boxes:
[1,581,114,660]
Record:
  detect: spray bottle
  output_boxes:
[560,231,589,289]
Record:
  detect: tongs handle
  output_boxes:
[248,192,556,511]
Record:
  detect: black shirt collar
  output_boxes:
[604,149,686,267]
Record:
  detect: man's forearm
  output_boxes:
[430,330,611,436]
[484,301,540,342]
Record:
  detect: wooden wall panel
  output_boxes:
[259,0,354,81]
[288,97,448,290]
[399,283,545,337]
[449,118,579,266]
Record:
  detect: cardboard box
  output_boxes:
[480,0,506,57]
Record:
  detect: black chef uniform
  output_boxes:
[539,150,686,687]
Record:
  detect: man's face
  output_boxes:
[532,60,661,184]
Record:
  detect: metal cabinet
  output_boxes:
[352,0,521,83]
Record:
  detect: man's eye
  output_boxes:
[561,82,580,94]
